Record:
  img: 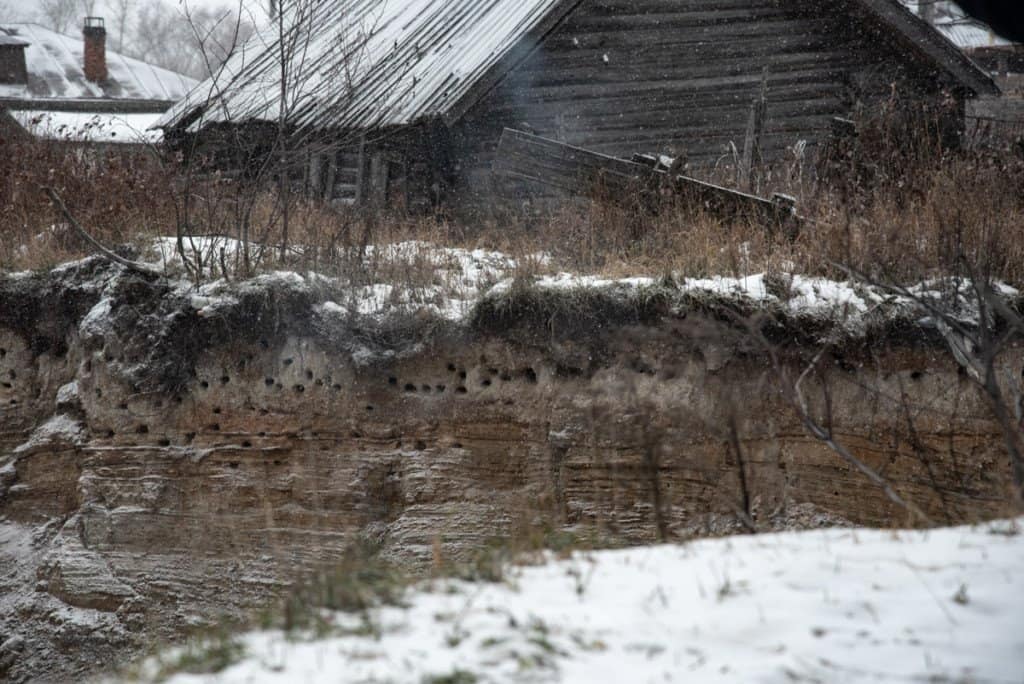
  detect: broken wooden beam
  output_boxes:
[493,128,799,231]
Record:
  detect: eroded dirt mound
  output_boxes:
[0,261,1018,682]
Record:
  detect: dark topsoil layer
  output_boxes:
[1,256,1015,396]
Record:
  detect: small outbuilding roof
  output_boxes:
[0,23,197,103]
[7,110,164,144]
[900,1,1015,49]
[157,0,999,135]
[0,34,30,47]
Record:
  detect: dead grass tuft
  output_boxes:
[4,101,1023,290]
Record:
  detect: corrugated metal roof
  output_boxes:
[938,21,1012,49]
[156,0,571,132]
[159,0,998,134]
[0,23,197,103]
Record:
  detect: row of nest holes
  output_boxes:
[108,393,379,415]
[106,420,435,445]
[227,459,286,469]
[98,427,457,456]
[193,358,329,389]
[194,368,344,393]
[158,365,1024,398]
[189,361,541,398]
[390,364,538,395]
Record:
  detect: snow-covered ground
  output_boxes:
[140,519,1023,684]
[149,236,528,321]
[8,236,1012,353]
[144,236,1020,335]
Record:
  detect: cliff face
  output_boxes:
[0,261,1017,682]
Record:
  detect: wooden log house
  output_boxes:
[156,0,998,213]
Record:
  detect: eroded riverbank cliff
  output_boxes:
[0,258,1018,682]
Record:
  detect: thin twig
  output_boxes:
[790,349,932,523]
[834,261,1024,506]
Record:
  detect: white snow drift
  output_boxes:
[144,519,1023,684]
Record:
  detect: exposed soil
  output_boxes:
[0,262,1018,682]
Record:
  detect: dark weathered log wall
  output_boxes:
[447,0,963,209]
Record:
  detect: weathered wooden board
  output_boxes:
[493,128,798,229]
[965,96,1024,144]
[967,96,1024,123]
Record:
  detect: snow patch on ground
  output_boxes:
[486,269,1020,340]
[682,273,771,300]
[148,237,536,321]
[55,381,80,407]
[144,519,1023,684]
[787,275,873,313]
[9,111,165,145]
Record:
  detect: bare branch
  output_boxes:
[834,262,1024,506]
[42,186,160,277]
[740,313,933,524]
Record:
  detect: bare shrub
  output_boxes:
[5,89,1022,295]
[0,136,176,270]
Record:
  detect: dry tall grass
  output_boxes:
[0,139,175,270]
[3,101,1022,287]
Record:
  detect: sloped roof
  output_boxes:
[0,23,197,103]
[852,0,998,95]
[157,0,997,134]
[157,0,576,132]
[0,35,30,47]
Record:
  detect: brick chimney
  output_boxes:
[82,16,107,83]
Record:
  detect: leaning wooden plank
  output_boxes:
[493,128,798,230]
[966,97,1024,123]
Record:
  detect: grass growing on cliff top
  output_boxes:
[4,98,1024,290]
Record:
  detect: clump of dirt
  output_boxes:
[0,257,113,357]
[97,273,318,394]
[0,259,458,395]
[469,278,673,342]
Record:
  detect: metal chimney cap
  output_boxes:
[84,17,105,29]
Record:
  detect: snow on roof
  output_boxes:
[900,1,1015,49]
[0,34,30,46]
[0,23,197,103]
[9,110,163,144]
[941,21,1014,50]
[156,0,572,132]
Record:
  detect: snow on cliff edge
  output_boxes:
[144,519,1023,684]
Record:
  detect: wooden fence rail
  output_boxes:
[493,128,799,232]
